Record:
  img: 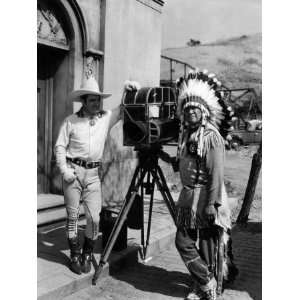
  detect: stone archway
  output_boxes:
[37,0,85,194]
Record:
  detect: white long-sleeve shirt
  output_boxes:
[55,110,112,172]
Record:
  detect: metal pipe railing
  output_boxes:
[161,55,195,83]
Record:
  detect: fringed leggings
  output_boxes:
[175,227,219,285]
[63,163,102,241]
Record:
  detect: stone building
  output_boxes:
[37,0,165,219]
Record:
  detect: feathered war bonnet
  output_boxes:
[176,69,234,157]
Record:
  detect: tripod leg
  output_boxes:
[156,166,177,214]
[92,168,147,285]
[140,171,145,258]
[153,166,177,223]
[124,165,141,204]
[144,171,156,258]
[99,165,140,254]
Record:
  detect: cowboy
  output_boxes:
[55,75,139,275]
[174,70,234,300]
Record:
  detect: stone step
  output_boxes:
[38,194,64,210]
[37,194,85,226]
[37,206,85,226]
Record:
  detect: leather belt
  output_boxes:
[67,157,102,169]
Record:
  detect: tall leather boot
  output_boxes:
[81,237,95,273]
[67,236,82,275]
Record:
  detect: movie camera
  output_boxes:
[93,86,179,285]
[122,87,180,147]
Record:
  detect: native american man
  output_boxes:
[174,70,237,300]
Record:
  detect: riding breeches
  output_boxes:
[63,163,102,240]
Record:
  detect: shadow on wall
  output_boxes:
[102,121,138,208]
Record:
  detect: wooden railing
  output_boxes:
[237,142,262,224]
[160,55,195,87]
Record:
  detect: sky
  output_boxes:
[162,0,261,49]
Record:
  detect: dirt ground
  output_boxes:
[64,145,262,300]
[161,144,262,222]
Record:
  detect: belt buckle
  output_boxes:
[75,159,84,167]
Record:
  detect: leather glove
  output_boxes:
[62,167,77,183]
[204,204,217,224]
[124,80,141,91]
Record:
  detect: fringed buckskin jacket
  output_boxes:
[175,123,231,230]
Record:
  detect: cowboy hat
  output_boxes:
[69,76,112,102]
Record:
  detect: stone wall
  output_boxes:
[101,0,164,207]
[103,0,163,108]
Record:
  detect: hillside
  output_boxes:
[160,33,262,96]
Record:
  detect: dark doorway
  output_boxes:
[37,44,68,193]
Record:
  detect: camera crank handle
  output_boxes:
[158,149,172,163]
[171,157,179,173]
